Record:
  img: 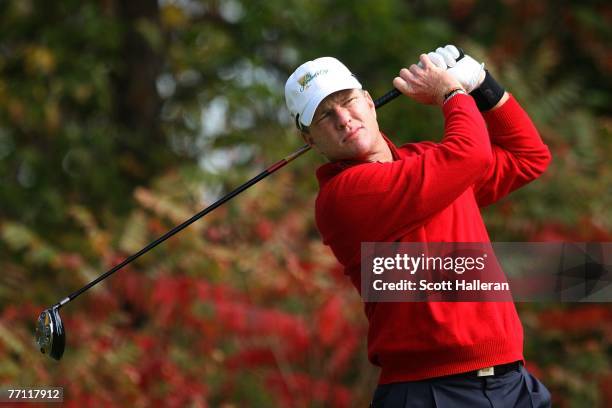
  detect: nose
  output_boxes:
[333,107,352,129]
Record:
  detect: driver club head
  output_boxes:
[35,307,65,360]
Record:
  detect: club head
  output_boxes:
[35,307,65,360]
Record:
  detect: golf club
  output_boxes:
[34,86,405,360]
[35,47,466,360]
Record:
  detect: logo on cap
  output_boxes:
[297,69,328,92]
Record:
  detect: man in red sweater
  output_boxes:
[285,46,552,407]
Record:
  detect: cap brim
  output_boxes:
[299,76,362,127]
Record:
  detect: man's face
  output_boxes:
[302,89,384,162]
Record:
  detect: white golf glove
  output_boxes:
[425,45,486,93]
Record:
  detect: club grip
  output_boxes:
[374,88,401,109]
[456,47,465,61]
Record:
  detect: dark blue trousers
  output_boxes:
[370,365,551,408]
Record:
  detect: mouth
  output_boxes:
[342,127,363,144]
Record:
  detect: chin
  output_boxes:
[351,141,373,158]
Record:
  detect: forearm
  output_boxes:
[483,94,548,158]
[473,94,552,206]
[472,71,546,158]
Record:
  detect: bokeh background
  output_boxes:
[1,0,610,406]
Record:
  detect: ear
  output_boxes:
[301,131,315,146]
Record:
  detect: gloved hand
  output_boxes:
[424,45,486,93]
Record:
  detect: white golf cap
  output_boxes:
[285,57,362,129]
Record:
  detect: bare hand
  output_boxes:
[393,54,465,106]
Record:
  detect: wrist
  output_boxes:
[487,92,509,111]
[469,70,505,111]
[440,88,467,106]
[437,72,464,105]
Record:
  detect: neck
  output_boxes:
[366,132,393,163]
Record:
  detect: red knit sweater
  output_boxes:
[314,94,551,383]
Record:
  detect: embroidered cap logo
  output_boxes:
[298,69,328,92]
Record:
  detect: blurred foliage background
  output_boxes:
[0,0,610,406]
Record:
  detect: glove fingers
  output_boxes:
[436,47,456,67]
[444,45,461,60]
[427,51,447,69]
[447,55,485,93]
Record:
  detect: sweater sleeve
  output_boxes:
[316,94,492,244]
[473,94,552,207]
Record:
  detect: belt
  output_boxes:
[470,360,522,377]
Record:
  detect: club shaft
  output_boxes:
[54,88,402,309]
[374,88,401,108]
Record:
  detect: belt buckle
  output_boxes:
[476,366,495,377]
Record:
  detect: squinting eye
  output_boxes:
[316,112,330,123]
